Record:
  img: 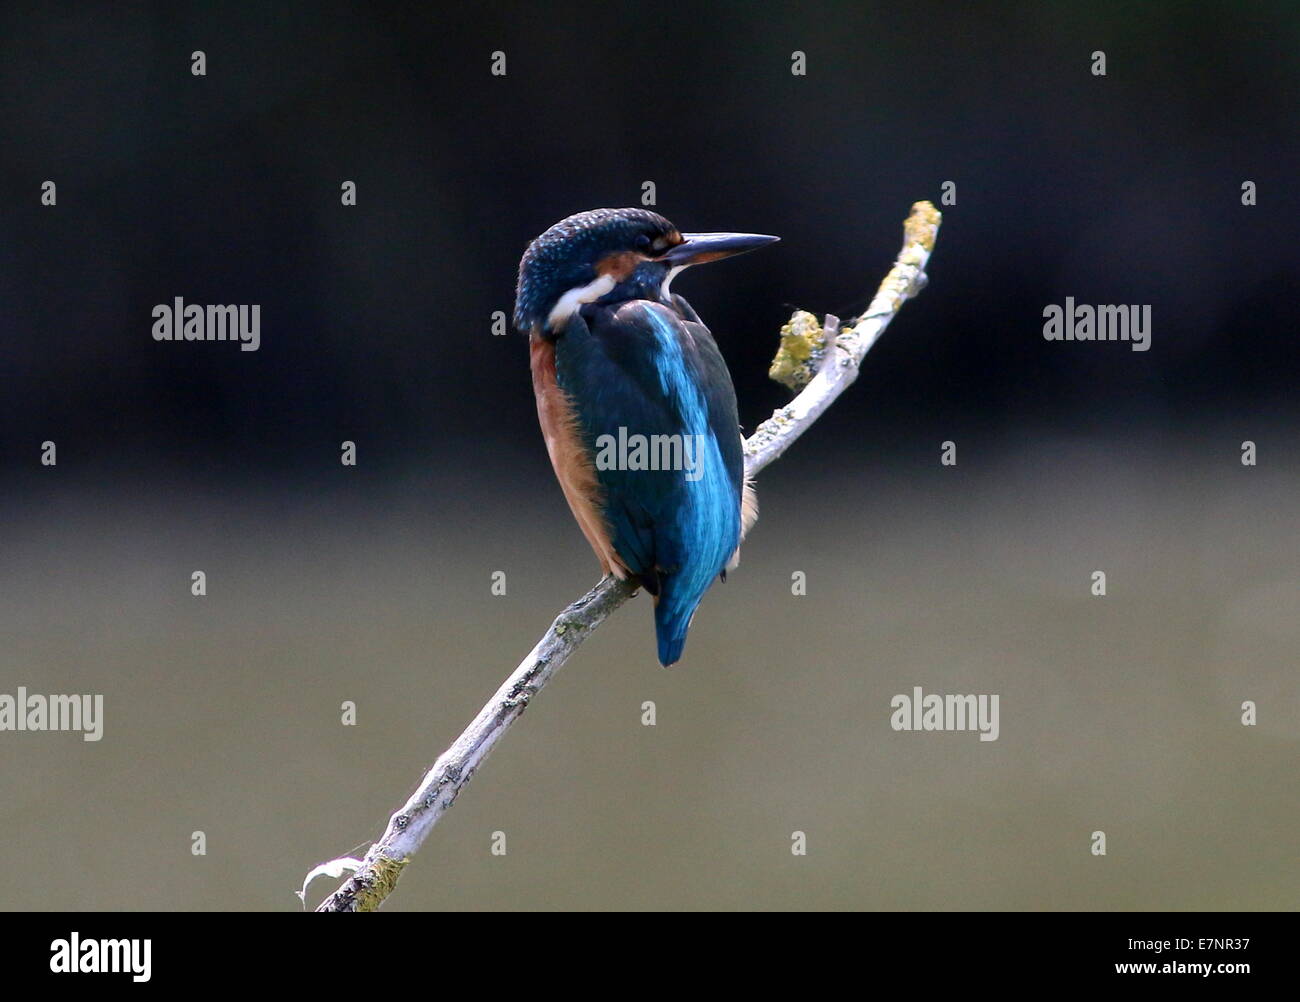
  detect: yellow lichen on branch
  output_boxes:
[863,200,940,318]
[768,310,828,392]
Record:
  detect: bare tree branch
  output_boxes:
[308,201,942,912]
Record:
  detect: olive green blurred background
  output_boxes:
[4,429,1296,910]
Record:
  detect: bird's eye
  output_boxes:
[637,232,672,255]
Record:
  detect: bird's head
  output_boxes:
[514,207,778,334]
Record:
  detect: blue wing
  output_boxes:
[554,299,743,665]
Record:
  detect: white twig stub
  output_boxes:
[310,201,941,912]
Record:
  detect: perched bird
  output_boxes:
[515,208,778,666]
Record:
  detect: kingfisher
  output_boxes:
[515,207,778,667]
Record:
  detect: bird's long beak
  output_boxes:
[662,231,779,267]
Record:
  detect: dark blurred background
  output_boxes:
[0,1,1296,910]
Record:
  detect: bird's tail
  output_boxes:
[653,592,700,668]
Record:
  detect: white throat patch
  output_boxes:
[660,265,688,301]
[546,274,617,330]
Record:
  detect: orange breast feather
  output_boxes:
[530,335,630,579]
